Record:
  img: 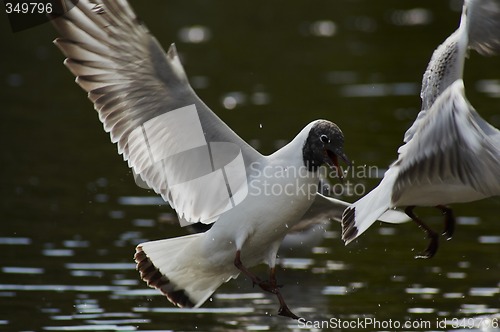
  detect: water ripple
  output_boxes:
[43,325,137,331]
[0,284,127,292]
[322,286,348,295]
[469,287,499,297]
[405,286,439,295]
[2,266,44,274]
[133,307,255,314]
[65,263,136,270]
[478,236,500,244]
[0,237,31,245]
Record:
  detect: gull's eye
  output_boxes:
[320,135,330,144]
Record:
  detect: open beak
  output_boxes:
[324,149,351,180]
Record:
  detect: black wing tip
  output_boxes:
[167,290,195,308]
[134,246,195,308]
[341,206,358,244]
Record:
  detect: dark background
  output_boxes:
[1,0,499,330]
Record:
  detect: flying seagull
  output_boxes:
[342,0,500,258]
[50,0,407,319]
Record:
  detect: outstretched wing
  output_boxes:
[409,0,500,141]
[394,80,500,202]
[51,0,262,224]
[466,0,500,55]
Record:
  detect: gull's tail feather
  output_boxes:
[341,172,398,244]
[378,209,410,224]
[134,233,238,308]
[341,191,389,244]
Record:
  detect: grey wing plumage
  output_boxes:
[466,0,500,55]
[51,0,262,224]
[408,0,500,143]
[394,80,500,203]
[419,30,465,113]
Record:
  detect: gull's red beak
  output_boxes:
[325,149,351,180]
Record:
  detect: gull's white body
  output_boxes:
[342,0,500,243]
[141,126,321,306]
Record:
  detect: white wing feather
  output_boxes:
[52,0,262,224]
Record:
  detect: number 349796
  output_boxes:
[5,2,53,14]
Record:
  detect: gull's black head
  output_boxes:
[302,120,350,178]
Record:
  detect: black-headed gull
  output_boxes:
[50,0,411,319]
[342,0,500,258]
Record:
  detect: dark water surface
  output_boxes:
[1,0,499,331]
